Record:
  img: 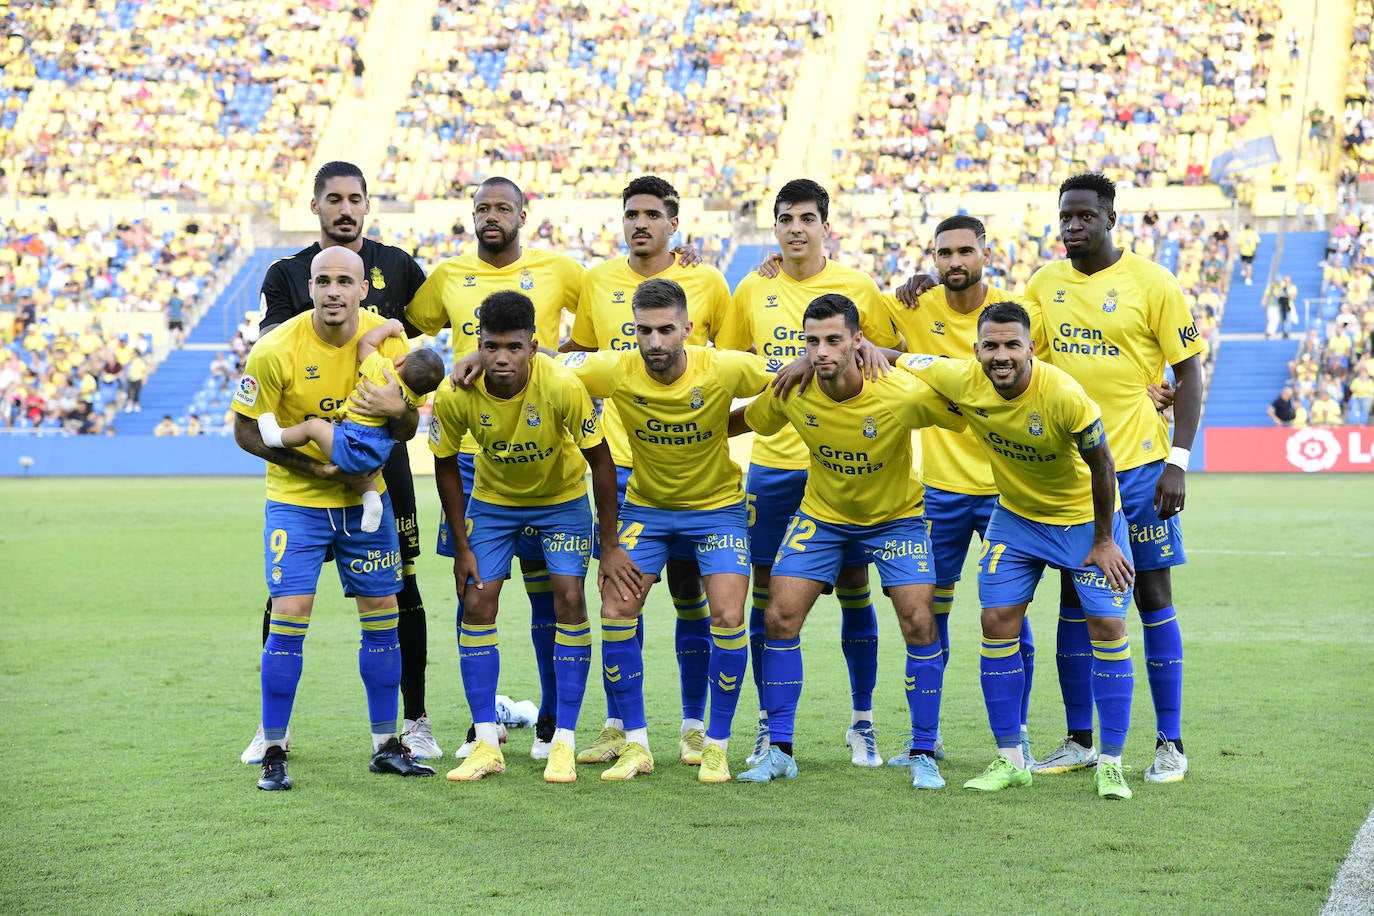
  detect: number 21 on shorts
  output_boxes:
[978,539,1007,574]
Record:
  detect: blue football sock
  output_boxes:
[262,613,309,741]
[523,569,557,719]
[1056,604,1095,733]
[552,622,592,733]
[762,637,803,746]
[1091,636,1134,758]
[749,583,769,706]
[979,637,1024,750]
[673,591,711,722]
[706,624,748,741]
[1019,615,1035,729]
[458,621,500,725]
[837,586,878,712]
[358,606,401,736]
[601,617,646,731]
[1140,605,1184,740]
[932,585,955,666]
[905,640,945,752]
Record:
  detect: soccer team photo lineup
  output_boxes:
[8,1,1374,909]
[231,164,1204,801]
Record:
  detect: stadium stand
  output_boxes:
[839,0,1281,195]
[371,0,833,208]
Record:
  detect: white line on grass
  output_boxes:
[1323,806,1374,915]
[1191,548,1374,559]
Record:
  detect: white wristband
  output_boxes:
[1166,446,1191,471]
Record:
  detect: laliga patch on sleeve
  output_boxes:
[235,374,259,406]
[561,352,588,368]
[899,353,938,370]
[428,415,442,446]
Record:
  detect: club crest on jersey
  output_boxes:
[1028,412,1044,437]
[519,269,534,291]
[612,291,626,304]
[1142,439,1154,451]
[428,416,442,446]
[804,412,819,428]
[235,375,259,406]
[305,364,320,380]
[689,387,704,410]
[479,413,493,427]
[370,266,386,290]
[1102,289,1118,313]
[463,275,477,287]
[862,416,878,439]
[932,321,946,336]
[1054,289,1066,303]
[525,404,541,426]
[765,294,779,309]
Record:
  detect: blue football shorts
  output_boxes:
[466,495,592,582]
[330,420,394,475]
[264,497,402,598]
[923,486,997,585]
[616,500,750,579]
[771,510,936,589]
[746,463,867,569]
[436,452,543,561]
[1117,460,1187,571]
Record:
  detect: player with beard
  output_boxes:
[243,161,441,765]
[406,177,585,761]
[882,215,1035,768]
[563,176,748,769]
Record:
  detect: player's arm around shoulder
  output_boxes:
[1075,417,1134,594]
[557,349,619,398]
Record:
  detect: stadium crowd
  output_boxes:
[0,0,366,202]
[372,0,831,206]
[0,215,242,432]
[1271,199,1374,426]
[841,0,1282,194]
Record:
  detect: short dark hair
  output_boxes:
[478,290,536,336]
[622,176,680,218]
[977,300,1032,333]
[933,214,986,244]
[803,293,859,333]
[313,161,367,199]
[1059,172,1115,209]
[632,278,688,317]
[478,175,524,203]
[398,348,446,395]
[774,178,830,222]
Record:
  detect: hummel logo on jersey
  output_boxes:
[1102,289,1118,313]
[1178,323,1201,347]
[932,321,946,335]
[305,364,320,380]
[765,295,779,308]
[805,412,819,428]
[1054,289,1067,303]
[480,413,493,427]
[463,275,477,287]
[519,269,534,291]
[973,407,988,418]
[862,416,877,438]
[613,291,626,304]
[689,387,704,410]
[633,396,648,406]
[1028,412,1044,436]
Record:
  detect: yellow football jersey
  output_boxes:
[570,257,746,466]
[892,285,1024,496]
[1024,251,1207,472]
[744,370,964,526]
[428,353,602,507]
[233,310,407,508]
[898,354,1114,526]
[733,260,900,470]
[407,249,583,456]
[561,346,770,510]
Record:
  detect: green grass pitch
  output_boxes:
[1,473,1370,913]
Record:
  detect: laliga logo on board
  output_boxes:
[1285,428,1340,472]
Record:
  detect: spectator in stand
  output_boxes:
[1309,388,1343,426]
[154,414,180,436]
[1348,366,1373,424]
[1268,385,1299,425]
[209,352,235,391]
[1237,224,1261,285]
[186,412,204,436]
[123,352,146,413]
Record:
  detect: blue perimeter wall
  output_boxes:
[0,433,1211,477]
